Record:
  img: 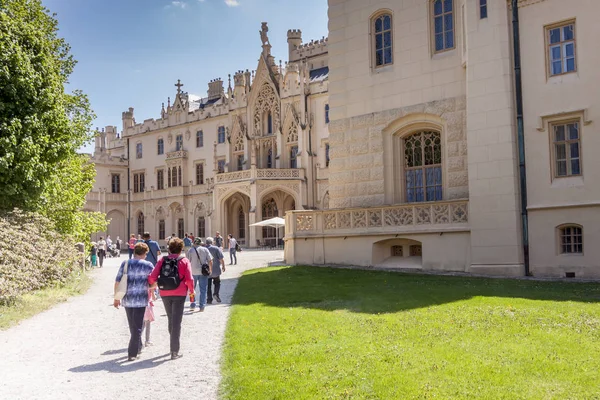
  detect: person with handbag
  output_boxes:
[148,238,195,360]
[186,237,213,312]
[113,242,154,361]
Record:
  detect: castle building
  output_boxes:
[86,23,331,249]
[87,0,600,278]
[285,0,600,278]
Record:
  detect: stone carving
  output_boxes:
[256,169,300,179]
[296,214,313,231]
[451,203,468,223]
[286,123,298,143]
[433,204,450,224]
[368,210,382,227]
[166,150,188,160]
[324,212,336,230]
[384,207,413,226]
[415,206,432,225]
[216,170,251,183]
[353,211,367,228]
[338,212,351,229]
[253,83,280,137]
[259,22,270,46]
[167,133,173,144]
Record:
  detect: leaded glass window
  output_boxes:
[548,22,576,76]
[196,130,203,148]
[404,131,442,202]
[136,142,143,159]
[374,14,393,67]
[218,159,226,174]
[196,164,204,184]
[111,174,120,193]
[553,121,580,177]
[560,225,582,254]
[290,145,298,168]
[176,134,183,151]
[433,0,454,53]
[157,139,164,155]
[157,169,164,190]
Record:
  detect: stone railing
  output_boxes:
[166,150,188,160]
[86,192,100,202]
[215,167,304,184]
[105,193,127,203]
[288,200,469,235]
[216,169,252,183]
[166,186,185,197]
[131,192,145,202]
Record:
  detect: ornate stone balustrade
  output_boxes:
[216,169,252,183]
[166,150,188,160]
[288,200,469,236]
[215,168,303,184]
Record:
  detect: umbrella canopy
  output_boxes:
[249,217,285,228]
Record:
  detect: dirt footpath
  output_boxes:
[0,250,283,400]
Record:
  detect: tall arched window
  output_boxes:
[432,0,455,53]
[268,112,273,134]
[137,212,144,235]
[373,13,393,67]
[197,216,206,238]
[157,138,164,155]
[171,167,177,187]
[238,207,245,240]
[404,131,442,202]
[267,148,273,169]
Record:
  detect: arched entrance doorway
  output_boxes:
[258,189,296,248]
[222,191,251,246]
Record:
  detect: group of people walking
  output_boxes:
[113,231,239,361]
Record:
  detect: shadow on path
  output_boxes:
[69,354,171,374]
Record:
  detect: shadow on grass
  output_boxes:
[69,353,171,373]
[231,266,600,314]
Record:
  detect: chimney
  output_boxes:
[208,78,224,101]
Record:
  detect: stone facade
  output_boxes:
[284,0,600,278]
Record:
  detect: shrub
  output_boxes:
[0,209,79,306]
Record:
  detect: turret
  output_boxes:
[287,29,302,60]
[122,107,135,131]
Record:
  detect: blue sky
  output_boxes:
[41,0,328,153]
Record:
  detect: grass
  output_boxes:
[221,266,600,400]
[0,270,93,330]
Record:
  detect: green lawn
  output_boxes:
[221,266,600,400]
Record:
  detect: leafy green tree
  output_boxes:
[0,0,95,211]
[38,154,108,243]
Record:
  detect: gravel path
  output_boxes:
[0,250,283,400]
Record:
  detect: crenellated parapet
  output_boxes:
[289,36,328,62]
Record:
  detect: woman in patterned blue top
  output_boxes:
[113,242,154,361]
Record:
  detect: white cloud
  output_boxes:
[224,0,240,7]
[166,1,187,9]
[188,94,201,101]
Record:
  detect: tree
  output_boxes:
[0,0,95,211]
[38,154,107,243]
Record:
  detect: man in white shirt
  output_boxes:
[187,238,213,312]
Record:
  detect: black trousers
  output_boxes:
[125,307,145,358]
[207,277,221,302]
[98,249,106,267]
[162,296,186,353]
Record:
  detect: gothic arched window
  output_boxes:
[404,131,442,202]
[373,12,393,67]
[137,212,144,235]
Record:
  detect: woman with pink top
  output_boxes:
[128,234,136,259]
[148,238,194,360]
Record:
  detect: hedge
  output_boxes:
[0,209,79,305]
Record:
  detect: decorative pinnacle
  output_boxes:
[175,79,184,94]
